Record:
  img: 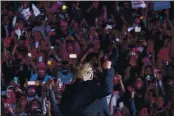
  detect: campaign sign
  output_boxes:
[153,1,171,11]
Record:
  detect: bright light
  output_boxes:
[62,5,67,10]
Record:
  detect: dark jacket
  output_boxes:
[60,68,114,116]
[1,23,12,38]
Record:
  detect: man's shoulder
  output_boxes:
[45,74,53,78]
[30,73,38,81]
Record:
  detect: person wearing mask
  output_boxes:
[60,61,114,116]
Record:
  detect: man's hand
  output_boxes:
[103,61,111,69]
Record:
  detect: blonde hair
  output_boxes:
[75,63,94,81]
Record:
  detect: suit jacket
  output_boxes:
[60,68,114,116]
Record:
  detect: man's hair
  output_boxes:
[75,63,94,81]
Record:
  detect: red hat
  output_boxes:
[37,62,46,69]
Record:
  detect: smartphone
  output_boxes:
[69,54,77,59]
[28,53,32,57]
[146,75,150,81]
[35,42,39,48]
[28,81,36,86]
[95,18,98,24]
[116,38,120,42]
[166,61,169,66]
[39,56,43,62]
[14,77,19,85]
[6,90,12,98]
[51,46,54,50]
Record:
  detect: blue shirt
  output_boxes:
[30,73,53,83]
[57,71,73,84]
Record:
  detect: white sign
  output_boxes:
[12,16,17,28]
[21,8,31,20]
[15,29,22,39]
[32,4,41,17]
[132,0,146,9]
[128,27,135,32]
[135,26,141,32]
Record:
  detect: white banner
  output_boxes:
[132,0,146,9]
[32,4,41,17]
[21,8,31,20]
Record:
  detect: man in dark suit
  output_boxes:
[60,61,114,116]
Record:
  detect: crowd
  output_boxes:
[1,1,174,116]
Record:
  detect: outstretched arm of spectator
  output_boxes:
[157,79,166,97]
[130,91,137,116]
[48,88,63,116]
[41,97,47,115]
[119,76,125,93]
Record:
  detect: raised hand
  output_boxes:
[103,61,112,69]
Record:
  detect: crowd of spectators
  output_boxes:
[1,1,174,116]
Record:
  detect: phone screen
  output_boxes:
[28,81,36,86]
[116,38,120,42]
[35,42,39,48]
[28,53,32,57]
[6,90,12,98]
[14,77,19,85]
[69,54,77,59]
[51,46,54,49]
[39,56,43,62]
[146,75,150,81]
